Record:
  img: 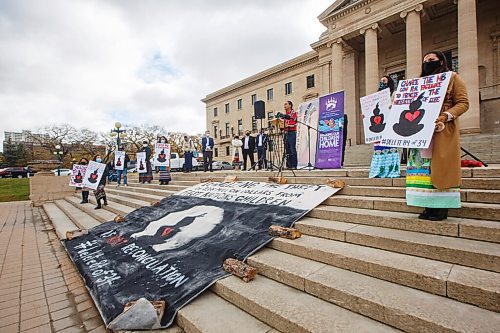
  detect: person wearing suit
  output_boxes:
[256,128,268,170]
[242,130,256,170]
[201,130,214,172]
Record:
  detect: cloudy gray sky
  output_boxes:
[0,0,331,150]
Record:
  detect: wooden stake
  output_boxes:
[326,178,346,189]
[223,258,257,282]
[114,215,126,223]
[269,225,302,239]
[66,229,87,240]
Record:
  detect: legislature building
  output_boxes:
[202,0,499,161]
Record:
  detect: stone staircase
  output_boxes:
[41,167,500,333]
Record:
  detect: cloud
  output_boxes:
[0,0,331,151]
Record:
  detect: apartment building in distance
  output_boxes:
[202,0,500,162]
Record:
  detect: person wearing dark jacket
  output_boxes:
[93,154,109,210]
[115,146,130,187]
[139,141,153,184]
[242,130,256,170]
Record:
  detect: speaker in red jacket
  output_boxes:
[254,100,265,119]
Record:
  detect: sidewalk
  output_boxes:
[0,201,107,333]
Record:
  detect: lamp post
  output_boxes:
[111,122,127,148]
[53,145,63,176]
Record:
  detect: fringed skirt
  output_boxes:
[159,167,171,182]
[369,146,401,178]
[139,162,153,183]
[406,149,461,208]
[93,185,106,200]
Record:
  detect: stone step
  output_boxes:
[127,182,189,192]
[269,235,500,312]
[83,194,134,216]
[212,275,401,333]
[102,192,150,209]
[248,249,500,332]
[53,199,101,230]
[64,196,116,223]
[177,291,274,333]
[294,218,500,272]
[309,205,499,243]
[42,203,79,240]
[324,195,500,222]
[106,187,172,202]
[119,184,174,196]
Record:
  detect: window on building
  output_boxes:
[267,88,273,101]
[225,146,230,156]
[225,122,230,137]
[251,94,257,105]
[213,125,218,138]
[237,99,242,110]
[306,75,315,89]
[238,119,243,134]
[285,82,292,95]
[252,116,258,132]
[213,107,218,117]
[214,148,218,157]
[225,103,230,113]
[267,111,274,129]
[389,70,405,90]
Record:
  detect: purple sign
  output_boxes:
[315,91,345,169]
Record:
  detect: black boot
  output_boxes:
[103,197,108,206]
[428,208,448,221]
[95,198,102,210]
[418,208,432,220]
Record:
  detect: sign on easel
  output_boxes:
[381,71,452,148]
[360,88,392,144]
[296,100,319,168]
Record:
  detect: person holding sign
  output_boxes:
[115,146,130,187]
[406,51,469,221]
[157,136,171,185]
[78,158,90,204]
[92,155,109,210]
[139,141,153,184]
[368,76,401,178]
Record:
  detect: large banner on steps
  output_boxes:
[63,181,337,330]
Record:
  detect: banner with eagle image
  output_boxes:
[63,181,337,330]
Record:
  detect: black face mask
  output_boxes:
[422,60,441,76]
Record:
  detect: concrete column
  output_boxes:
[360,24,379,94]
[401,4,423,79]
[457,0,480,133]
[343,50,359,145]
[330,38,343,92]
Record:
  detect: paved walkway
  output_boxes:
[0,201,107,333]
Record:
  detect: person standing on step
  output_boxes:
[157,136,172,185]
[242,130,256,171]
[139,140,153,184]
[368,76,401,179]
[201,130,214,172]
[93,154,109,210]
[181,135,195,173]
[79,157,90,204]
[406,51,469,221]
[284,100,298,169]
[256,128,268,170]
[115,146,130,187]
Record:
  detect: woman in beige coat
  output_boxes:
[406,51,469,221]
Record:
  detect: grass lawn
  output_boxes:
[0,178,30,202]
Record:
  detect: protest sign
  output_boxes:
[154,143,171,167]
[136,152,147,174]
[69,164,87,187]
[315,91,344,169]
[114,151,125,171]
[360,88,392,144]
[82,161,106,190]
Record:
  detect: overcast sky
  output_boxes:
[0,0,331,151]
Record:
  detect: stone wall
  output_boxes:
[30,174,75,207]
